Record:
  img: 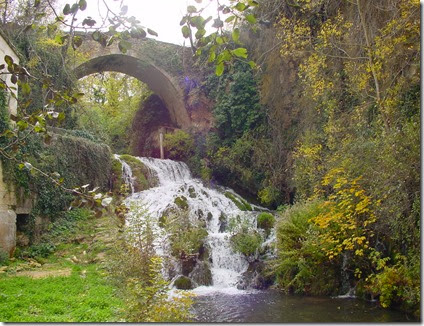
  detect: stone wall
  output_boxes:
[0,30,19,256]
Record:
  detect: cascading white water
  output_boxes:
[117,155,265,293]
[114,154,135,194]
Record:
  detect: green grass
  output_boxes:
[0,265,123,322]
[0,209,125,322]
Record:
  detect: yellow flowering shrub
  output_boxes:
[310,168,379,261]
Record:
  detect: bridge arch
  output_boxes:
[74,53,191,128]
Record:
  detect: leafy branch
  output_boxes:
[181,0,259,76]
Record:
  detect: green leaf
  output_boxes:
[70,3,79,14]
[248,0,259,6]
[10,74,17,84]
[235,2,247,11]
[63,3,70,15]
[17,120,28,131]
[195,28,206,39]
[215,62,224,76]
[216,50,231,63]
[34,122,44,133]
[78,0,87,10]
[180,16,187,26]
[130,27,147,39]
[232,47,248,58]
[216,36,224,45]
[4,55,13,68]
[208,50,216,63]
[181,26,191,38]
[57,112,65,122]
[82,17,96,27]
[73,36,83,48]
[187,5,197,13]
[147,28,158,37]
[248,60,257,69]
[189,16,205,28]
[246,14,256,24]
[225,15,236,23]
[118,40,131,53]
[21,82,31,96]
[232,28,240,42]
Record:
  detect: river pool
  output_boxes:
[192,289,417,323]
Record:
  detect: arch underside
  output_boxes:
[74,54,190,128]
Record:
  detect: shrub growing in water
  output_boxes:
[230,231,262,258]
[257,212,275,231]
[275,200,340,295]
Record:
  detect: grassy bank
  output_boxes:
[0,209,125,322]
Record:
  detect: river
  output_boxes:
[192,290,414,322]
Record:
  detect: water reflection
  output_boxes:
[192,290,416,323]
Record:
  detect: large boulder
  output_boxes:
[189,261,213,286]
[173,275,194,290]
[237,260,274,290]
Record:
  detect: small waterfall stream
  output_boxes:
[116,155,268,293]
[113,155,413,323]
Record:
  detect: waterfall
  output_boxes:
[114,154,135,194]
[117,155,269,293]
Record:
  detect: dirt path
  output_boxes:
[15,268,72,279]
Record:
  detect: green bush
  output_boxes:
[173,275,193,290]
[230,231,262,257]
[25,242,56,259]
[275,200,340,295]
[0,250,9,266]
[164,130,195,161]
[257,212,275,231]
[163,209,208,258]
[169,224,208,258]
[366,252,420,316]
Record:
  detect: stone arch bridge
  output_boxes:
[74,36,207,129]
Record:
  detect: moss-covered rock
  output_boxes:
[173,275,194,290]
[189,261,212,286]
[197,209,204,220]
[225,192,252,211]
[219,213,227,232]
[119,154,153,192]
[174,196,189,210]
[188,186,197,198]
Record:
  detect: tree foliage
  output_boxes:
[271,0,420,315]
[77,72,150,153]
